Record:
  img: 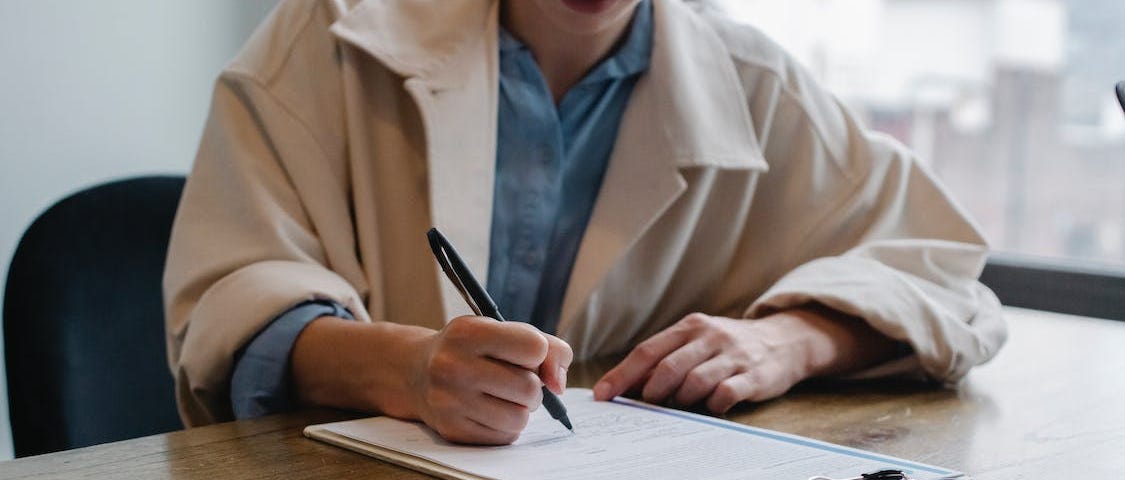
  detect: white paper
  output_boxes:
[309,389,965,480]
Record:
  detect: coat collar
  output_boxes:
[330,0,493,87]
[334,0,503,321]
[331,0,768,335]
[331,0,765,167]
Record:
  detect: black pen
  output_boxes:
[426,227,574,432]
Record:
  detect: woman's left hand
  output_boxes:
[592,308,899,413]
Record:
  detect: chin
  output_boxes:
[537,0,642,35]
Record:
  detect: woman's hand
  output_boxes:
[409,316,572,445]
[290,316,572,445]
[592,308,899,413]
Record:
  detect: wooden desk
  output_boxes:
[2,307,1123,479]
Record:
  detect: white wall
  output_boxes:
[0,0,279,459]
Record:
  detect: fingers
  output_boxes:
[430,411,523,445]
[418,387,519,445]
[539,334,574,395]
[463,393,533,437]
[701,366,796,414]
[706,374,758,414]
[639,340,716,404]
[471,359,544,409]
[445,316,550,369]
[434,318,567,408]
[594,313,808,414]
[672,356,739,406]
[444,316,573,393]
[593,324,692,401]
[421,316,574,445]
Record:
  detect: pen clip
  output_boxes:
[427,228,501,320]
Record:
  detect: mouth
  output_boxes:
[560,0,618,15]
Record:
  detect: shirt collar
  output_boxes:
[331,0,764,170]
[498,25,523,52]
[498,0,653,83]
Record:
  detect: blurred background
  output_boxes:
[717,0,1125,266]
[0,0,280,460]
[0,0,1122,461]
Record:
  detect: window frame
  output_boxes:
[981,254,1125,321]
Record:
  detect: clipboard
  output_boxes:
[305,388,968,480]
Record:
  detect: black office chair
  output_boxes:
[4,175,186,457]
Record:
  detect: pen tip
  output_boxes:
[562,418,574,432]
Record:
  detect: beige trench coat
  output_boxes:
[164,0,1007,426]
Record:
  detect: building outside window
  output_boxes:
[717,0,1125,269]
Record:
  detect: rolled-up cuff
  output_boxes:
[745,255,1006,384]
[172,260,370,426]
[230,300,354,419]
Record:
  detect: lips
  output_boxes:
[561,0,617,14]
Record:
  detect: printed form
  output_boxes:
[306,389,965,480]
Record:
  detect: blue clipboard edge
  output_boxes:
[610,396,966,479]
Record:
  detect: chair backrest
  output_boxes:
[4,175,186,457]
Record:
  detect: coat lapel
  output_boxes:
[557,0,768,333]
[332,0,499,322]
[332,0,768,333]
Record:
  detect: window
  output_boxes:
[716,0,1125,269]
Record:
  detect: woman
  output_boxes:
[165,0,1006,445]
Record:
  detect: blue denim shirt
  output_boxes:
[229,1,653,419]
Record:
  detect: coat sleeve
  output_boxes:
[164,71,370,426]
[735,52,1007,384]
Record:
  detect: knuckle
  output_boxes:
[683,313,711,328]
[711,328,737,347]
[507,324,550,362]
[444,316,478,341]
[715,380,736,398]
[527,332,550,361]
[731,345,759,365]
[633,342,661,363]
[550,336,575,365]
[683,369,709,391]
[428,352,461,386]
[653,358,682,379]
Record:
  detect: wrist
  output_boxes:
[762,305,900,379]
[290,317,435,419]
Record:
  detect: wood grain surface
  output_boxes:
[2,307,1123,479]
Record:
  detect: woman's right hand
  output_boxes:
[290,315,572,445]
[408,315,572,444]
